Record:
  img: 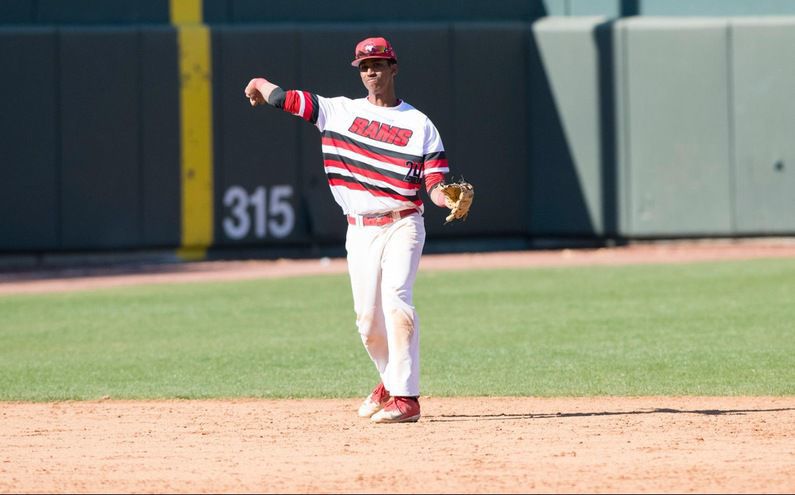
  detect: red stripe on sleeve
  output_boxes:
[424,158,449,170]
[301,91,314,121]
[424,172,445,194]
[283,91,300,114]
[283,90,312,122]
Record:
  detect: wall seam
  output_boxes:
[54,27,63,250]
[725,21,738,235]
[620,21,632,237]
[137,27,145,246]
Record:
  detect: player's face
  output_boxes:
[358,59,397,93]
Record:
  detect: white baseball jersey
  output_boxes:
[279,90,449,216]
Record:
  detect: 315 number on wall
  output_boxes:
[222,185,295,240]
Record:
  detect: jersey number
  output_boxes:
[404,161,422,184]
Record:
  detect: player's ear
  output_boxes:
[391,62,398,77]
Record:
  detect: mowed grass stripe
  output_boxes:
[0,258,793,401]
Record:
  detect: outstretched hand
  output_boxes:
[244,78,276,107]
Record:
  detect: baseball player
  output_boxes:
[245,36,467,423]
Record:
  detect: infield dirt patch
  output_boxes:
[1,240,794,493]
[2,397,793,494]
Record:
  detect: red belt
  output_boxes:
[347,208,417,227]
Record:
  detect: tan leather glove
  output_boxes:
[438,181,474,224]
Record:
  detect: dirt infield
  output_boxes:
[2,240,795,493]
[2,397,793,494]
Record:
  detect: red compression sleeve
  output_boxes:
[425,172,445,194]
[282,90,320,124]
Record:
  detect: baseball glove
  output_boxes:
[439,181,474,224]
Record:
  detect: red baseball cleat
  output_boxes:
[370,396,421,423]
[357,382,391,418]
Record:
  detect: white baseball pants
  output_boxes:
[345,212,425,397]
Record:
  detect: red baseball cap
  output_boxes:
[351,36,397,67]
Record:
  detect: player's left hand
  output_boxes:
[439,181,474,224]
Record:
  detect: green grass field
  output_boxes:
[1,258,793,401]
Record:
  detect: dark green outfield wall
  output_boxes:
[1,5,794,256]
[4,0,795,24]
[214,23,530,247]
[0,27,180,251]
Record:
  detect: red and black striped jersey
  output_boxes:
[280,90,449,216]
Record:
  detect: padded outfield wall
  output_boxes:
[1,7,794,258]
[4,0,795,23]
[530,16,795,238]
